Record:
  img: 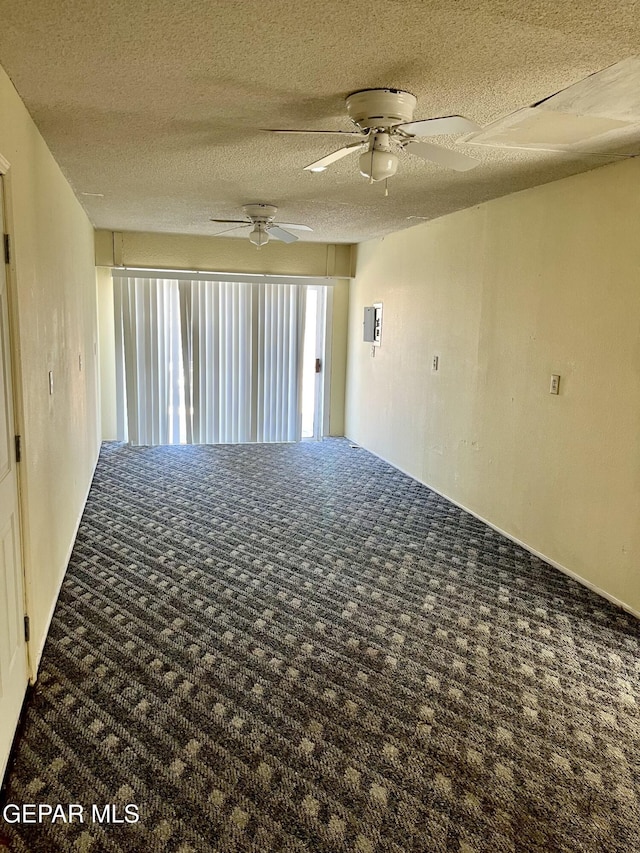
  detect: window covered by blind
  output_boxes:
[113,276,308,446]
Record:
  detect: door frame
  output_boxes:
[0,156,33,682]
[302,284,332,441]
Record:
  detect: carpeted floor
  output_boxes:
[1,439,638,853]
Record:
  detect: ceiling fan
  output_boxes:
[266,88,482,187]
[210,204,312,248]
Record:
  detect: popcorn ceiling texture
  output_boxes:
[0,1,639,242]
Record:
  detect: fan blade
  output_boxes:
[212,224,251,236]
[395,115,481,137]
[275,222,313,231]
[405,140,480,172]
[304,141,367,172]
[268,225,298,244]
[210,218,250,224]
[263,128,365,136]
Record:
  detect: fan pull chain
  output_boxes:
[385,179,389,197]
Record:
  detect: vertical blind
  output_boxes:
[113,276,308,446]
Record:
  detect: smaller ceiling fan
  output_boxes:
[210,204,312,248]
[266,88,482,186]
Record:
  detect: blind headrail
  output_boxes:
[111,267,338,286]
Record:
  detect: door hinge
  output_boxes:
[24,615,30,643]
[315,357,322,374]
[15,435,21,463]
[3,233,10,265]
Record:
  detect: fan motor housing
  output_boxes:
[243,203,278,222]
[346,88,417,130]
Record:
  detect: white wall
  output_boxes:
[0,66,100,672]
[346,157,640,616]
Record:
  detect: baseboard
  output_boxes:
[347,439,640,621]
[29,446,101,681]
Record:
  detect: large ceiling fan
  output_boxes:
[210,203,312,248]
[266,88,482,187]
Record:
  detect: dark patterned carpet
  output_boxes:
[1,439,638,853]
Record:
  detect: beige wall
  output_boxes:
[346,157,640,616]
[96,267,117,440]
[95,229,352,279]
[328,280,349,436]
[0,66,100,673]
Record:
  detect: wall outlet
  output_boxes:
[432,355,439,371]
[48,370,54,395]
[550,374,560,395]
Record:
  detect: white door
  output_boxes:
[0,176,28,781]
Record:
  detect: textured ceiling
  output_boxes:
[1,0,639,244]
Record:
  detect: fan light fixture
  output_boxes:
[249,222,269,248]
[358,133,399,182]
[210,204,313,247]
[267,89,481,184]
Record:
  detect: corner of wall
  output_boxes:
[94,229,114,265]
